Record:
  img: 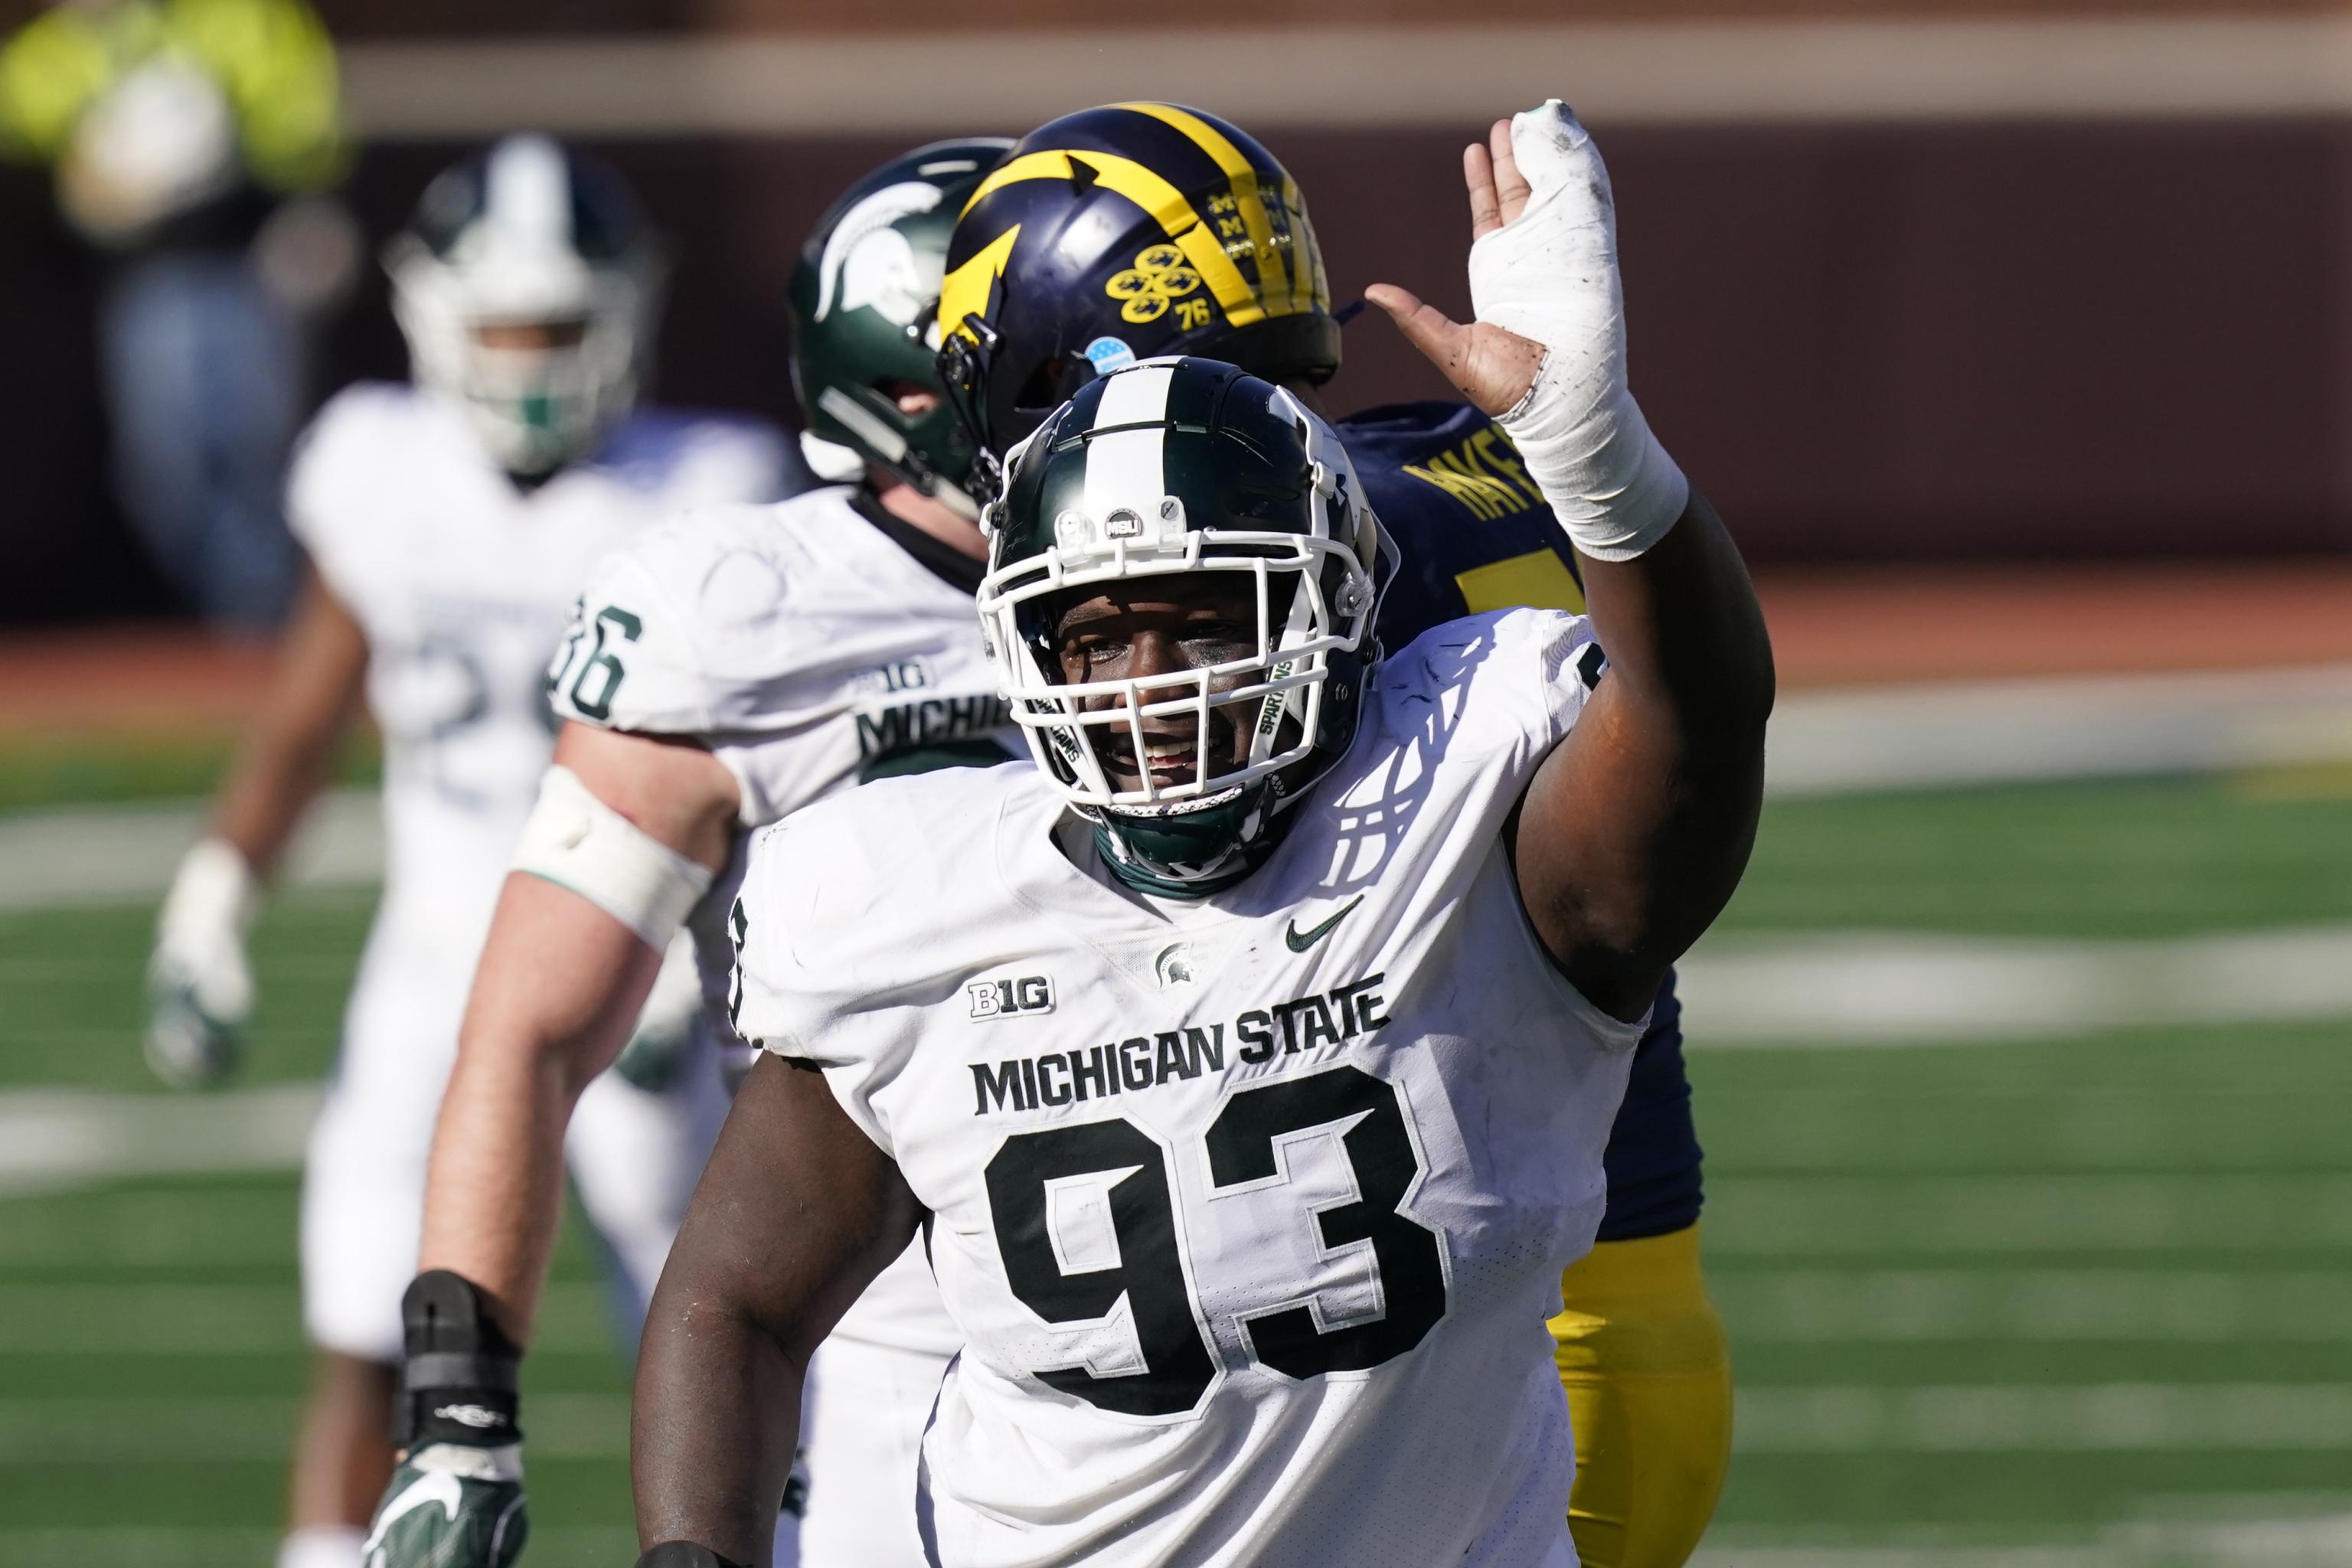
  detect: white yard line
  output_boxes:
[1764,665,2352,799]
[0,789,380,912]
[1677,923,2352,1046]
[0,925,2346,1195]
[8,666,2351,909]
[0,1527,636,1568]
[0,1083,319,1197]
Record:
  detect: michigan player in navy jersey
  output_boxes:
[937,103,1726,1568]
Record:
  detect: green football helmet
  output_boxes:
[978,356,1388,896]
[786,139,1012,515]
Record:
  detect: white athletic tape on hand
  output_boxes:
[1468,100,1689,562]
[152,836,259,1018]
[511,765,712,952]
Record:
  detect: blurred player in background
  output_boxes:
[936,103,1730,1568]
[0,0,358,629]
[142,135,788,1568]
[359,139,1011,1568]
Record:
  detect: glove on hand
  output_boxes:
[1467,100,1687,561]
[363,1443,527,1568]
[365,1271,528,1568]
[145,838,258,1089]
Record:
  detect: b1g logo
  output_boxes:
[970,975,1055,1020]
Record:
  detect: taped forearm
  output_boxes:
[511,765,712,951]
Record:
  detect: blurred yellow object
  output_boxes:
[0,0,345,234]
[1553,1223,1734,1568]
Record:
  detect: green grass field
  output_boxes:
[2,772,2349,1566]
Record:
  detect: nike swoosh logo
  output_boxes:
[1285,895,1364,954]
[362,1470,463,1553]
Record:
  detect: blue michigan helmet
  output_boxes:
[937,103,1341,483]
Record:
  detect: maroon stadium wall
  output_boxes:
[3,3,2350,622]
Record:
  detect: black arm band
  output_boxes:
[635,1544,751,1568]
[394,1269,524,1451]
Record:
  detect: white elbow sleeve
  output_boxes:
[1468,100,1688,562]
[511,765,713,951]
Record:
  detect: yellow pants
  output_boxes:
[1550,1224,1733,1568]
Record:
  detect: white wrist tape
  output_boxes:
[1468,100,1689,562]
[511,766,712,952]
[406,1442,523,1483]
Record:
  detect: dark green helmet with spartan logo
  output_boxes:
[977,357,1390,896]
[787,139,1012,515]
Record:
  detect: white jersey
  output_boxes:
[289,381,786,972]
[732,608,1646,1568]
[286,382,782,1365]
[550,483,1010,1357]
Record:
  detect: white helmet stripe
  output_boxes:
[1083,362,1175,526]
[484,134,574,253]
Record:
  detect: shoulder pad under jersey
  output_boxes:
[284,381,429,560]
[1367,606,1608,771]
[547,491,845,736]
[727,763,1038,1144]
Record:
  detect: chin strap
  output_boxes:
[1092,784,1291,900]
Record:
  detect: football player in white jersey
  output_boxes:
[358,140,1012,1568]
[141,136,787,1568]
[634,103,1774,1568]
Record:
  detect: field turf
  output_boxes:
[2,772,2349,1565]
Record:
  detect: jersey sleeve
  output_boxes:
[1517,606,1609,748]
[544,534,721,734]
[283,383,403,607]
[547,504,816,737]
[727,810,913,1159]
[1386,606,1606,774]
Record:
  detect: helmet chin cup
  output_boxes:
[1090,783,1279,897]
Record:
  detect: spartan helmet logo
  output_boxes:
[815,180,945,331]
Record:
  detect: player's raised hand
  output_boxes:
[1364,116,1546,416]
[1375,100,1687,561]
